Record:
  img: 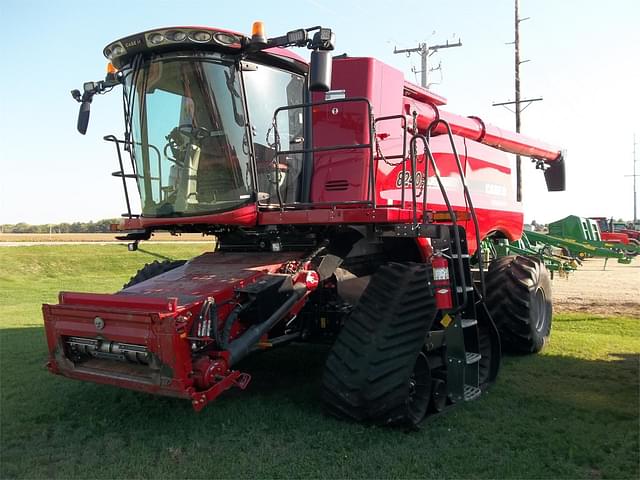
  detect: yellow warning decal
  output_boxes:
[441,314,452,328]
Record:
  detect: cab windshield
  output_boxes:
[124,54,252,217]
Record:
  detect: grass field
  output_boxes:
[0,232,211,242]
[1,245,639,479]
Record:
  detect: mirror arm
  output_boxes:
[71,74,120,104]
[71,73,121,135]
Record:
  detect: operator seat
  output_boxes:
[197,135,239,202]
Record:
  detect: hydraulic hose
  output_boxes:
[227,286,306,366]
[220,302,250,349]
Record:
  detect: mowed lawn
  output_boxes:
[1,244,638,479]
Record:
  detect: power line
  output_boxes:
[393,39,462,88]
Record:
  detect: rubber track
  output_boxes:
[122,260,186,289]
[484,255,551,353]
[321,262,437,426]
[477,321,493,385]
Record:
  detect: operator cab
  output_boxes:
[74,24,334,220]
[124,52,305,217]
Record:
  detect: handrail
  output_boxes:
[374,114,408,207]
[104,135,162,218]
[427,119,486,300]
[104,135,134,218]
[411,134,469,310]
[272,97,376,210]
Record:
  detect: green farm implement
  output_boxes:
[522,215,639,268]
[489,235,579,277]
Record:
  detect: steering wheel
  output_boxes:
[164,125,212,166]
[177,124,211,141]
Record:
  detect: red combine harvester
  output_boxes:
[44,23,565,426]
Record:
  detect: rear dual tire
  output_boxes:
[485,255,552,354]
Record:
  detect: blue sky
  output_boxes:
[1,0,638,224]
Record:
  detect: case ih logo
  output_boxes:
[124,38,142,48]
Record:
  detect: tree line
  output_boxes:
[1,219,120,234]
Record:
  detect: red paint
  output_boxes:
[43,252,309,410]
[296,270,319,290]
[600,232,629,244]
[404,99,562,162]
[59,292,178,312]
[122,204,257,231]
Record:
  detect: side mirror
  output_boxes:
[77,101,91,135]
[72,79,115,135]
[309,50,332,92]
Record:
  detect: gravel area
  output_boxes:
[552,258,640,317]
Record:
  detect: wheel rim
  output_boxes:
[532,288,548,332]
[407,352,432,425]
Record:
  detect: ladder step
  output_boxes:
[112,171,138,178]
[451,253,470,259]
[461,318,477,328]
[464,384,482,401]
[456,286,474,293]
[466,352,482,364]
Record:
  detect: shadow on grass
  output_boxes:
[1,326,638,479]
[119,244,175,262]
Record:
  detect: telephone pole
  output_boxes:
[625,134,638,225]
[635,134,638,225]
[394,39,462,88]
[492,0,542,202]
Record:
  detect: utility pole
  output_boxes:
[635,134,638,225]
[492,0,542,202]
[394,39,462,88]
[625,134,638,225]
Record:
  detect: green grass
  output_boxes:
[1,245,639,479]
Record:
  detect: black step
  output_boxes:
[461,318,477,328]
[463,384,482,401]
[456,286,474,293]
[465,352,481,364]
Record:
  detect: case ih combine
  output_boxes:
[43,23,566,426]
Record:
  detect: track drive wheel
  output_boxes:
[485,255,552,354]
[321,263,437,427]
[122,259,186,289]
